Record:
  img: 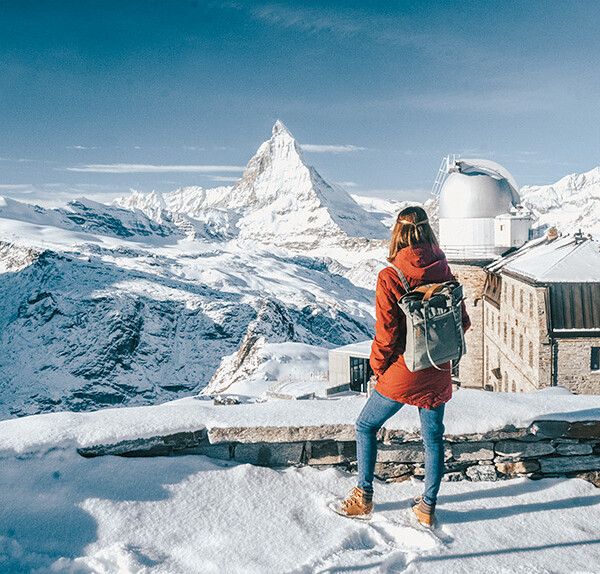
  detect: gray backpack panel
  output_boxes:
[392,265,467,372]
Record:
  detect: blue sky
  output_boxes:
[1,0,599,205]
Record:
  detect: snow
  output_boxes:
[521,166,600,239]
[331,339,373,358]
[1,387,599,456]
[487,234,600,282]
[1,447,599,573]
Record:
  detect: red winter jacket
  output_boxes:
[371,243,471,409]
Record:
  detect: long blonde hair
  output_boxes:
[387,206,438,263]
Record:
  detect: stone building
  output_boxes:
[482,232,600,394]
[435,156,533,388]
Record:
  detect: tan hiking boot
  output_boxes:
[412,496,435,527]
[330,487,373,520]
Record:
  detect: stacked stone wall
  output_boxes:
[556,337,600,394]
[79,420,600,487]
[483,276,552,392]
[450,263,487,388]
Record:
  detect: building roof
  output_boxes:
[329,340,372,358]
[487,234,600,283]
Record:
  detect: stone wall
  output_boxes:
[450,263,488,388]
[78,420,600,487]
[556,337,600,395]
[483,276,551,392]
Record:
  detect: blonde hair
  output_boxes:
[387,206,438,263]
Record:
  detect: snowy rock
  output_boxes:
[521,166,600,238]
[494,440,556,459]
[495,460,540,475]
[374,462,413,480]
[466,464,498,481]
[204,297,296,395]
[529,420,572,438]
[233,442,304,466]
[539,455,600,474]
[555,442,594,456]
[377,443,426,463]
[206,424,357,445]
[307,440,356,465]
[451,441,495,461]
[566,421,600,439]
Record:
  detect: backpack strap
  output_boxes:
[391,265,412,293]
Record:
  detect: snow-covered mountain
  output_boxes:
[2,120,600,419]
[520,166,600,237]
[114,121,389,248]
[0,124,390,418]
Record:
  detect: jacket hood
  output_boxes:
[392,243,451,282]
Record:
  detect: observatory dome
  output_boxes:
[438,172,517,219]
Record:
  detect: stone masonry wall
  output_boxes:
[78,420,600,487]
[450,263,487,389]
[483,277,551,393]
[556,337,600,394]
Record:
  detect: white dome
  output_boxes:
[438,172,517,219]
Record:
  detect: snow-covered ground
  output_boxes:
[2,387,600,455]
[1,387,600,573]
[2,447,600,573]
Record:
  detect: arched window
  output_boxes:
[512,381,517,393]
[504,323,507,344]
[491,313,495,331]
[511,328,515,350]
[503,371,508,392]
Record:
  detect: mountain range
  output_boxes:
[0,122,599,418]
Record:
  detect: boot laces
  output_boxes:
[341,487,364,509]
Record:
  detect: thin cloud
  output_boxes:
[0,184,35,191]
[67,145,100,150]
[62,164,246,173]
[250,3,361,35]
[338,181,358,188]
[301,144,367,154]
[208,175,240,183]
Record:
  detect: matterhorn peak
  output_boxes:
[272,119,291,137]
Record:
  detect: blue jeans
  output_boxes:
[355,390,445,506]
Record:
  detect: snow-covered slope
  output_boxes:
[0,180,382,418]
[3,120,600,419]
[0,236,376,418]
[115,121,389,248]
[520,166,600,237]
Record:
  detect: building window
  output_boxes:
[512,381,516,393]
[592,347,600,372]
[511,328,515,350]
[529,341,534,367]
[519,290,523,313]
[529,293,534,318]
[491,313,495,331]
[503,323,507,344]
[350,357,372,392]
[519,334,523,358]
[503,371,508,393]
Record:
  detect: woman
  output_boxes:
[332,206,470,526]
